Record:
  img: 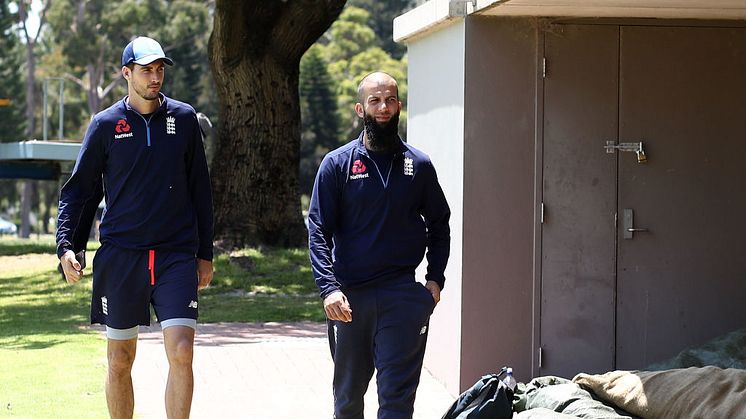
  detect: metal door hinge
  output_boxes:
[542,58,547,78]
[538,347,543,368]
[540,202,545,224]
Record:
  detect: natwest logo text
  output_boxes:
[114,119,133,139]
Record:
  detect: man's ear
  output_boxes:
[121,66,130,81]
[354,103,364,118]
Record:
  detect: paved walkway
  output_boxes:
[127,322,455,418]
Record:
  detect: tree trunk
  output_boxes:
[18,0,49,238]
[86,64,101,114]
[210,58,307,247]
[41,181,56,234]
[209,0,346,248]
[20,2,36,238]
[19,181,32,237]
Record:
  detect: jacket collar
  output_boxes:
[121,93,168,116]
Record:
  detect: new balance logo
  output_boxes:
[188,300,198,309]
[101,296,108,315]
[420,326,427,335]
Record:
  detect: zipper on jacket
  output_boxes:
[133,112,153,147]
[368,154,395,189]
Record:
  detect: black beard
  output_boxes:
[363,112,400,152]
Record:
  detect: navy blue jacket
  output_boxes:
[57,94,213,260]
[308,133,451,299]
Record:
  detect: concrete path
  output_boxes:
[128,322,455,418]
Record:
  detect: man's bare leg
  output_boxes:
[163,325,195,419]
[106,338,138,419]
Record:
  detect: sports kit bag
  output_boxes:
[441,366,515,419]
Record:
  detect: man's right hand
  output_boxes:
[60,250,83,284]
[323,291,352,322]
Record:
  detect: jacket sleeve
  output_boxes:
[56,119,106,259]
[70,177,104,252]
[420,160,451,290]
[308,154,342,299]
[185,112,214,261]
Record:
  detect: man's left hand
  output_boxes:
[425,280,441,305]
[197,258,213,290]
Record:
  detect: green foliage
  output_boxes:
[299,44,340,196]
[44,0,214,129]
[323,7,377,63]
[154,0,212,112]
[0,0,25,142]
[347,0,417,59]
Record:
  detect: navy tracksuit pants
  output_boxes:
[328,280,437,419]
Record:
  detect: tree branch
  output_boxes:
[62,72,85,89]
[33,0,51,45]
[100,74,123,100]
[271,0,346,63]
[17,1,30,43]
[212,0,254,68]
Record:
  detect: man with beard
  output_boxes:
[57,36,213,419]
[308,72,451,418]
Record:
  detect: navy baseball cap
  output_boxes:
[121,36,174,67]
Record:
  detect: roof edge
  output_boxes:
[394,0,481,43]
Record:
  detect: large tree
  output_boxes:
[209,1,346,248]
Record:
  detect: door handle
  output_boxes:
[623,209,649,239]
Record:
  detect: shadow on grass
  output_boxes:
[0,273,94,350]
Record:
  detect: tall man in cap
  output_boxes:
[57,36,214,419]
[309,71,451,418]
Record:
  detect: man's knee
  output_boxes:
[164,325,195,367]
[107,342,136,375]
[167,338,194,366]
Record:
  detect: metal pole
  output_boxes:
[43,78,48,141]
[58,79,64,140]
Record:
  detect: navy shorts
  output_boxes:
[91,244,199,329]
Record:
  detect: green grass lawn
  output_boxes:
[0,252,108,418]
[0,236,324,418]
